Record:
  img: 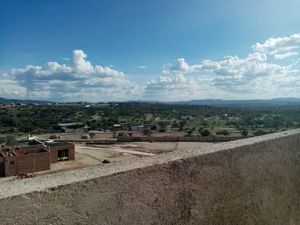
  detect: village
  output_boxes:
[0,101,298,178]
[0,120,237,178]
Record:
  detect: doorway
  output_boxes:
[0,162,5,177]
[57,149,69,161]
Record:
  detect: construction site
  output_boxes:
[1,133,217,178]
[0,137,75,177]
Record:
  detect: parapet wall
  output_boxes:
[0,130,300,225]
[117,135,244,142]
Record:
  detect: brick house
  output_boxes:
[0,142,75,177]
[47,142,75,163]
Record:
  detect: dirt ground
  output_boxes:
[20,132,216,173]
[50,142,215,172]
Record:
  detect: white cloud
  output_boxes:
[145,74,199,100]
[168,58,203,73]
[273,52,298,59]
[0,79,27,99]
[252,33,300,59]
[137,65,147,69]
[0,50,139,101]
[145,33,300,100]
[1,33,300,101]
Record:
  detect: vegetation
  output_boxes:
[201,129,211,137]
[216,130,230,136]
[0,135,17,147]
[0,103,299,137]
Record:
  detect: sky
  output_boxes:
[0,0,300,102]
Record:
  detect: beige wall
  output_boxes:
[0,130,299,225]
[117,135,243,142]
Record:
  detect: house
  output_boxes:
[130,124,167,132]
[0,104,15,109]
[131,125,144,131]
[157,125,166,132]
[46,142,75,163]
[0,141,75,177]
[0,145,50,177]
[57,123,89,133]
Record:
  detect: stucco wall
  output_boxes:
[0,130,299,225]
[117,135,244,142]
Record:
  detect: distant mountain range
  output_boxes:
[1,97,300,106]
[125,98,300,106]
[0,97,53,105]
[171,98,300,106]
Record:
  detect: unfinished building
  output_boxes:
[0,142,75,177]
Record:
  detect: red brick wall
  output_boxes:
[1,143,75,176]
[49,143,75,163]
[32,151,50,172]
[4,157,17,177]
[68,144,75,160]
[4,152,50,176]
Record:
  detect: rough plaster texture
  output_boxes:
[0,129,299,225]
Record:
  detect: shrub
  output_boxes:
[201,129,211,137]
[240,129,248,137]
[216,130,230,135]
[254,130,266,136]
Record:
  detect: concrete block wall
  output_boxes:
[0,130,299,225]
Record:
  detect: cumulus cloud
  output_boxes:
[1,33,300,101]
[273,52,298,59]
[0,79,27,99]
[168,58,202,73]
[0,50,139,101]
[144,74,199,100]
[252,33,300,59]
[145,33,300,100]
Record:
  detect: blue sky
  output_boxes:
[0,0,300,101]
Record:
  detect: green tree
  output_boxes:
[254,130,266,136]
[143,130,151,136]
[216,130,230,135]
[5,135,17,147]
[240,128,248,137]
[186,130,193,136]
[201,129,211,137]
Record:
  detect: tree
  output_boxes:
[179,120,186,131]
[201,129,211,137]
[240,128,248,137]
[216,130,230,136]
[198,127,204,134]
[5,135,17,147]
[143,130,151,136]
[254,130,266,136]
[186,130,193,136]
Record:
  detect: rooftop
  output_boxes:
[0,129,298,200]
